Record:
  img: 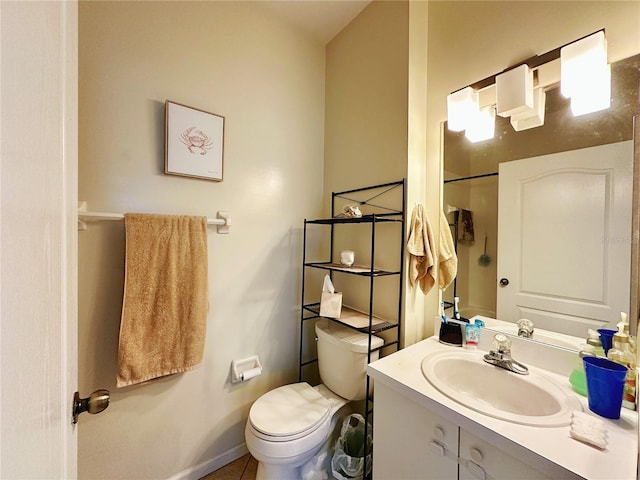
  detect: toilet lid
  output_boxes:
[249,383,332,438]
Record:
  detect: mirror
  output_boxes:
[443,54,640,349]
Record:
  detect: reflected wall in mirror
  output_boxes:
[443,54,640,347]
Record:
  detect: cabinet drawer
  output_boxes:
[459,430,554,480]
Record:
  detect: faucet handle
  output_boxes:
[517,318,534,337]
[493,333,512,354]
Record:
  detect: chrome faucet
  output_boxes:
[483,333,529,375]
[517,318,534,339]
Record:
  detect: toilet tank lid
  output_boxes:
[315,319,384,353]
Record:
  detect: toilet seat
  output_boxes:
[249,383,332,442]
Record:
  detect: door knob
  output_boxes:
[72,389,110,424]
[499,278,509,286]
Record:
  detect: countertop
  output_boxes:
[368,336,637,480]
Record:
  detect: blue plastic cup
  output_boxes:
[583,356,627,419]
[597,329,617,355]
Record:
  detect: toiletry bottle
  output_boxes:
[586,329,605,357]
[569,345,592,397]
[617,312,629,335]
[464,319,482,350]
[607,332,636,410]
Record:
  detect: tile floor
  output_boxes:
[200,454,257,480]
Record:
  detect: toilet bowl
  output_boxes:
[245,319,383,480]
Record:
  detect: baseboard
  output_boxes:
[167,443,249,480]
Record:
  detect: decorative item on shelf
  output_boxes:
[336,204,362,219]
[165,100,225,182]
[340,250,355,267]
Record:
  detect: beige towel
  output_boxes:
[438,210,458,290]
[117,213,208,387]
[407,204,436,294]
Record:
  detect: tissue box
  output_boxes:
[320,291,342,319]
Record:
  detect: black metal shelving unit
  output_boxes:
[298,180,405,479]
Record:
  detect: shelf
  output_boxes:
[305,262,400,277]
[299,180,405,480]
[302,304,398,334]
[305,213,403,225]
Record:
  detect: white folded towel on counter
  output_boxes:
[569,410,608,450]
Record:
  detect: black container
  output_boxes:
[438,318,469,346]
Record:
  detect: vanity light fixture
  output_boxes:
[446,30,610,140]
[496,64,534,118]
[510,87,546,131]
[447,86,479,132]
[496,64,547,132]
[465,105,496,143]
[561,31,610,116]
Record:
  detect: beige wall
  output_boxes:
[78,2,325,478]
[426,1,640,334]
[325,1,409,196]
[324,1,418,345]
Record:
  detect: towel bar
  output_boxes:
[77,202,231,234]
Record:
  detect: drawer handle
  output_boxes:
[429,440,446,456]
[470,447,483,462]
[465,460,487,480]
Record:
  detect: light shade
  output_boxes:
[447,87,479,132]
[561,31,610,115]
[496,64,534,118]
[570,64,611,116]
[510,88,546,131]
[465,105,495,143]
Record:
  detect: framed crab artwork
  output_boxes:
[165,100,225,181]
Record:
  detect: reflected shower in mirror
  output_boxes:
[443,54,640,349]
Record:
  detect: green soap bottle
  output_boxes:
[568,345,593,397]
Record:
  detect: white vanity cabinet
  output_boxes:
[458,430,553,480]
[369,337,637,480]
[373,383,459,479]
[373,383,555,480]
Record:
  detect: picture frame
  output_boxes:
[165,100,225,181]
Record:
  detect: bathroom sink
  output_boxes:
[421,351,582,427]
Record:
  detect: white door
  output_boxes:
[1,1,78,477]
[497,141,633,337]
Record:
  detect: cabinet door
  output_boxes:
[373,384,458,480]
[459,429,554,480]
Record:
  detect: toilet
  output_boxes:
[245,318,384,480]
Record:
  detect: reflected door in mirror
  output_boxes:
[497,141,633,337]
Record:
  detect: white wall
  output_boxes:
[78,2,325,478]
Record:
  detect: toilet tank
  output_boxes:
[315,319,384,401]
